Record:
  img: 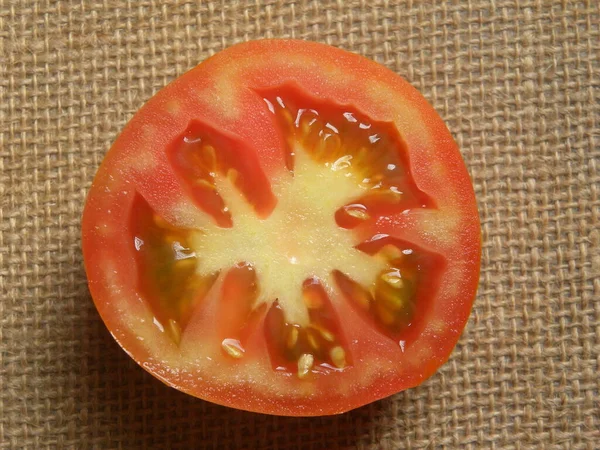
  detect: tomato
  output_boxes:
[82,39,481,416]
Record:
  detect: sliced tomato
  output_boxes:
[82,39,480,416]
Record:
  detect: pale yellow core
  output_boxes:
[190,148,385,325]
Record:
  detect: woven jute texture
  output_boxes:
[1,1,599,449]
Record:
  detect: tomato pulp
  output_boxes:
[82,40,481,416]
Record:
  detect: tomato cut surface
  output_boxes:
[82,40,481,416]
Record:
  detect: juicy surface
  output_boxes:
[191,149,385,325]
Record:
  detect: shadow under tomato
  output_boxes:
[38,244,432,450]
[77,291,404,449]
[44,235,462,449]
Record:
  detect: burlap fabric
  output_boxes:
[1,1,598,449]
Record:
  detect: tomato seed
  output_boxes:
[174,258,197,271]
[379,244,404,262]
[225,168,238,184]
[324,134,342,159]
[194,178,216,190]
[168,319,182,346]
[302,289,323,310]
[297,353,314,379]
[306,329,320,352]
[374,302,396,326]
[381,270,404,288]
[286,326,299,349]
[201,145,216,171]
[299,112,318,136]
[344,204,370,221]
[354,289,373,310]
[221,338,245,359]
[311,324,335,343]
[333,270,372,310]
[377,289,407,312]
[370,188,403,204]
[329,346,346,369]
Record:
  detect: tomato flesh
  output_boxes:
[82,40,480,416]
[134,86,442,376]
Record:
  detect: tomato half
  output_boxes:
[82,39,480,416]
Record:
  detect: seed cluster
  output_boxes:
[263,280,349,377]
[131,195,218,345]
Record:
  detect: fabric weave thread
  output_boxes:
[1,1,598,449]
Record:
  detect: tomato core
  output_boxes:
[129,86,444,378]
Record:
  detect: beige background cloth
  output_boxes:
[1,1,599,449]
